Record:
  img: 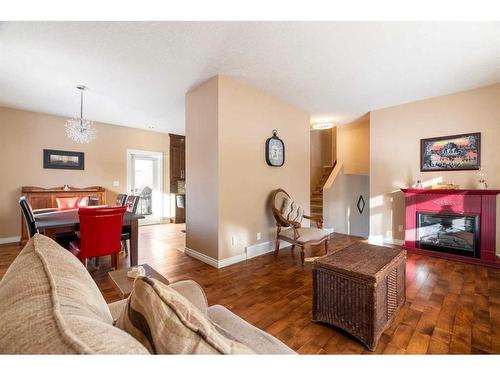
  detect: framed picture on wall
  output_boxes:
[43,149,85,170]
[420,133,481,172]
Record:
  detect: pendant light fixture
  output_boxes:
[65,85,96,144]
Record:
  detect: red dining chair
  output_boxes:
[68,206,126,269]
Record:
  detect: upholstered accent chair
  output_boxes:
[270,189,331,267]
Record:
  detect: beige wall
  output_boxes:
[337,115,370,175]
[323,117,370,237]
[370,84,500,249]
[310,127,334,190]
[323,170,369,237]
[0,106,170,239]
[185,75,310,262]
[185,77,219,259]
[218,76,310,259]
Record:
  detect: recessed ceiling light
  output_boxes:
[311,122,334,130]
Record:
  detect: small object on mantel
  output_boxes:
[412,180,424,189]
[431,183,459,190]
[477,170,488,189]
[63,184,70,191]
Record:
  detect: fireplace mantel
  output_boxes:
[401,188,500,195]
[401,188,500,268]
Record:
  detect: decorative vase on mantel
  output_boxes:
[412,180,424,189]
[477,170,488,190]
[477,181,488,190]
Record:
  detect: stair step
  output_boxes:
[311,198,322,203]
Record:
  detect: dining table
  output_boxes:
[34,207,144,266]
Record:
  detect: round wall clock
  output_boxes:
[265,129,285,167]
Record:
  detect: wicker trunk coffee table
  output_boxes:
[313,242,406,351]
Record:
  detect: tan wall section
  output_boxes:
[370,84,500,249]
[185,77,220,259]
[310,128,333,190]
[218,75,310,260]
[337,116,370,175]
[0,106,170,239]
[185,75,310,262]
[323,118,370,237]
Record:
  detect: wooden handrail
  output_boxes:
[322,161,343,190]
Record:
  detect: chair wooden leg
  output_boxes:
[274,237,280,256]
[111,253,119,270]
[300,246,305,268]
[291,245,295,253]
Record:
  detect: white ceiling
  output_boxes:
[0,22,499,134]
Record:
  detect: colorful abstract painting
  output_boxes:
[420,133,481,171]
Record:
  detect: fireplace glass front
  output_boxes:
[416,212,479,257]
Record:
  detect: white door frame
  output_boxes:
[126,149,164,225]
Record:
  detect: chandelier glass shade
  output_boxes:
[65,85,96,144]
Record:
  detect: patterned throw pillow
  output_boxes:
[281,197,304,223]
[115,276,254,354]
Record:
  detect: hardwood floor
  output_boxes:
[1,223,499,354]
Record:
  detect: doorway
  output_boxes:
[127,149,164,225]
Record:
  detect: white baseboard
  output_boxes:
[245,240,289,259]
[218,253,247,268]
[185,239,292,269]
[0,236,20,245]
[184,247,219,268]
[323,227,334,235]
[184,247,246,269]
[368,235,405,247]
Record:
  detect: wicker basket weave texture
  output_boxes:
[312,242,406,351]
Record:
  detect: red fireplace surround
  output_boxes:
[401,188,500,268]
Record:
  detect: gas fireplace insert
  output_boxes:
[416,212,480,258]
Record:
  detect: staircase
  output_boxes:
[310,165,334,218]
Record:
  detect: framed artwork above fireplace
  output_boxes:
[420,132,481,172]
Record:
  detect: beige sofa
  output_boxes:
[0,234,294,354]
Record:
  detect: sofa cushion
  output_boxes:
[115,276,254,354]
[207,305,296,354]
[0,234,148,354]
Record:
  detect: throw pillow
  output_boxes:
[115,276,254,354]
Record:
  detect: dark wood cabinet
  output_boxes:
[169,134,185,193]
[171,145,184,180]
[169,134,186,223]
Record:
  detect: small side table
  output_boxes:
[108,264,169,299]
